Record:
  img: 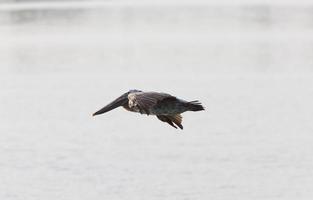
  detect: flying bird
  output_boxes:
[93,90,204,129]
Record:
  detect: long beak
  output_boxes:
[93,94,128,116]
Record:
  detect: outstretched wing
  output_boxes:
[128,92,175,115]
[157,114,183,129]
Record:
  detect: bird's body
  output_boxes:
[93,90,204,129]
[125,91,189,115]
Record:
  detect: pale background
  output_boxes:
[1,0,313,199]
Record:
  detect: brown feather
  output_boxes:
[156,115,183,130]
[128,92,174,115]
[167,115,183,129]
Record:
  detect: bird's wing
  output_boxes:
[128,92,174,115]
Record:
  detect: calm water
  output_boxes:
[1,2,313,200]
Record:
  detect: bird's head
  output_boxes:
[128,89,142,94]
[93,91,131,116]
[92,89,143,116]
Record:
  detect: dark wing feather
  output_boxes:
[128,92,174,115]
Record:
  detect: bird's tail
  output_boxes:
[187,100,205,111]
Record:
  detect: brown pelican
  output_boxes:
[93,90,204,129]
